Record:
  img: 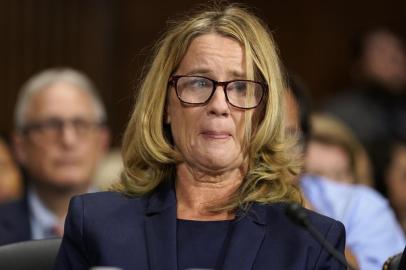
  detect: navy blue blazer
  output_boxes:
[54,182,346,270]
[0,198,31,246]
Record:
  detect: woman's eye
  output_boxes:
[236,83,247,91]
[230,82,247,93]
[191,79,209,88]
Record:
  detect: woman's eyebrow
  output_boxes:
[228,70,246,79]
[182,68,212,76]
[182,69,246,79]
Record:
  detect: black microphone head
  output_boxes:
[285,202,308,227]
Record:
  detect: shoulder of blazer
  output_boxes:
[73,191,149,217]
[68,182,177,229]
[253,202,342,228]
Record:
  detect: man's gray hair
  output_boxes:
[14,68,107,129]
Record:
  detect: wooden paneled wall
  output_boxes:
[0,0,118,139]
[1,0,405,145]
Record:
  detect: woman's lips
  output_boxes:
[201,131,231,139]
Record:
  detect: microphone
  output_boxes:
[285,203,358,270]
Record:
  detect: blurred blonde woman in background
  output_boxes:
[305,113,374,186]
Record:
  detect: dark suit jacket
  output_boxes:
[399,246,406,270]
[54,182,346,270]
[0,198,31,246]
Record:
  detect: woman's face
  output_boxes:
[305,140,354,184]
[166,33,250,173]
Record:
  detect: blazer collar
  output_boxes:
[144,181,269,270]
[221,203,267,270]
[145,179,177,215]
[237,203,268,225]
[145,180,178,270]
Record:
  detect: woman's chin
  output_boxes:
[194,152,243,173]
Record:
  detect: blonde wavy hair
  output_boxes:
[114,3,302,210]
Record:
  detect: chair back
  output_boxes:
[0,238,61,270]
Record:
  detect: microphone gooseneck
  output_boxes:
[285,203,358,270]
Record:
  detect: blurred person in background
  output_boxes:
[325,27,406,193]
[305,113,373,186]
[285,74,405,270]
[0,68,109,246]
[92,147,122,190]
[383,139,406,234]
[0,132,24,203]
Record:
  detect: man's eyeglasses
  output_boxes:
[21,118,104,140]
[168,75,267,109]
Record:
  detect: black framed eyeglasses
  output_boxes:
[168,75,267,109]
[21,117,104,140]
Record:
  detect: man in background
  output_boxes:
[0,68,109,245]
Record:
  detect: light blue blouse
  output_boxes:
[301,174,405,270]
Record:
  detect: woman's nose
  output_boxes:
[206,86,230,116]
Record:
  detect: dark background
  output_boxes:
[1,0,405,145]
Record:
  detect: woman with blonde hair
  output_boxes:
[306,113,374,186]
[54,3,345,269]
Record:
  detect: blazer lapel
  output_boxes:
[145,181,178,270]
[222,204,267,270]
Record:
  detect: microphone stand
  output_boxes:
[285,203,358,270]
